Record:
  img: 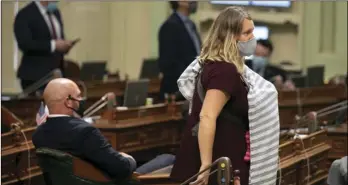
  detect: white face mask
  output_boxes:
[237,37,257,56]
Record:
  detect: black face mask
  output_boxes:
[67,95,86,117]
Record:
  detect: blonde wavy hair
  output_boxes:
[198,6,251,73]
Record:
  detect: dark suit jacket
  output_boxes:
[14,2,65,81]
[32,117,135,182]
[158,12,201,95]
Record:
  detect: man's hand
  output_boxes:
[272,75,284,89]
[119,152,134,159]
[55,39,72,52]
[119,152,137,171]
[283,80,296,91]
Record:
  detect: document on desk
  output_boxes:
[83,117,93,124]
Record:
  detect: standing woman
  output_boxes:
[171,6,280,185]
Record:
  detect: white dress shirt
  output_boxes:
[47,114,69,118]
[47,114,94,124]
[35,1,62,52]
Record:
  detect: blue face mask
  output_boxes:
[252,56,268,74]
[47,2,58,13]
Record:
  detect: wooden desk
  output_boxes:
[326,123,348,165]
[1,101,185,185]
[2,85,343,185]
[278,85,346,102]
[1,126,42,185]
[278,85,346,128]
[2,84,345,129]
[1,98,41,127]
[137,130,331,185]
[1,79,162,127]
[95,102,185,162]
[1,106,24,133]
[1,105,39,184]
[1,126,331,185]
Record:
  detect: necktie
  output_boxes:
[47,12,57,39]
[186,19,201,55]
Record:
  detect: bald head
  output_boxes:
[43,78,82,115]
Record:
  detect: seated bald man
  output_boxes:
[32,78,136,183]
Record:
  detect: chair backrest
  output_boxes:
[139,58,160,79]
[306,65,325,87]
[80,61,107,81]
[64,60,81,80]
[36,148,115,185]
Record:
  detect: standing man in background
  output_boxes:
[158,1,201,100]
[14,1,75,91]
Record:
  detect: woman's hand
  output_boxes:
[189,165,211,185]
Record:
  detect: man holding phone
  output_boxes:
[14,1,80,92]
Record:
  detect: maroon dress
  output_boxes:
[171,61,250,185]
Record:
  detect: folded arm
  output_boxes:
[78,126,136,181]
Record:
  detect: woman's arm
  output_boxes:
[198,89,230,167]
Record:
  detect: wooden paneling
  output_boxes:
[319,2,336,53]
[302,2,347,80]
[326,123,348,165]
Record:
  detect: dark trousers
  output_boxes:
[135,154,175,174]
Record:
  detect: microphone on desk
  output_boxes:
[17,69,63,99]
[83,92,116,118]
[106,92,116,109]
[293,100,347,134]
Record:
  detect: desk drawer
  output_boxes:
[1,154,17,182]
[141,127,172,145]
[1,149,37,183]
[327,135,347,159]
[299,151,329,185]
[277,164,297,185]
[116,122,176,151]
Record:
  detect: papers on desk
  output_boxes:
[83,116,100,124]
[116,106,128,111]
[284,128,308,134]
[293,134,307,139]
[282,126,325,135]
[83,117,93,124]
